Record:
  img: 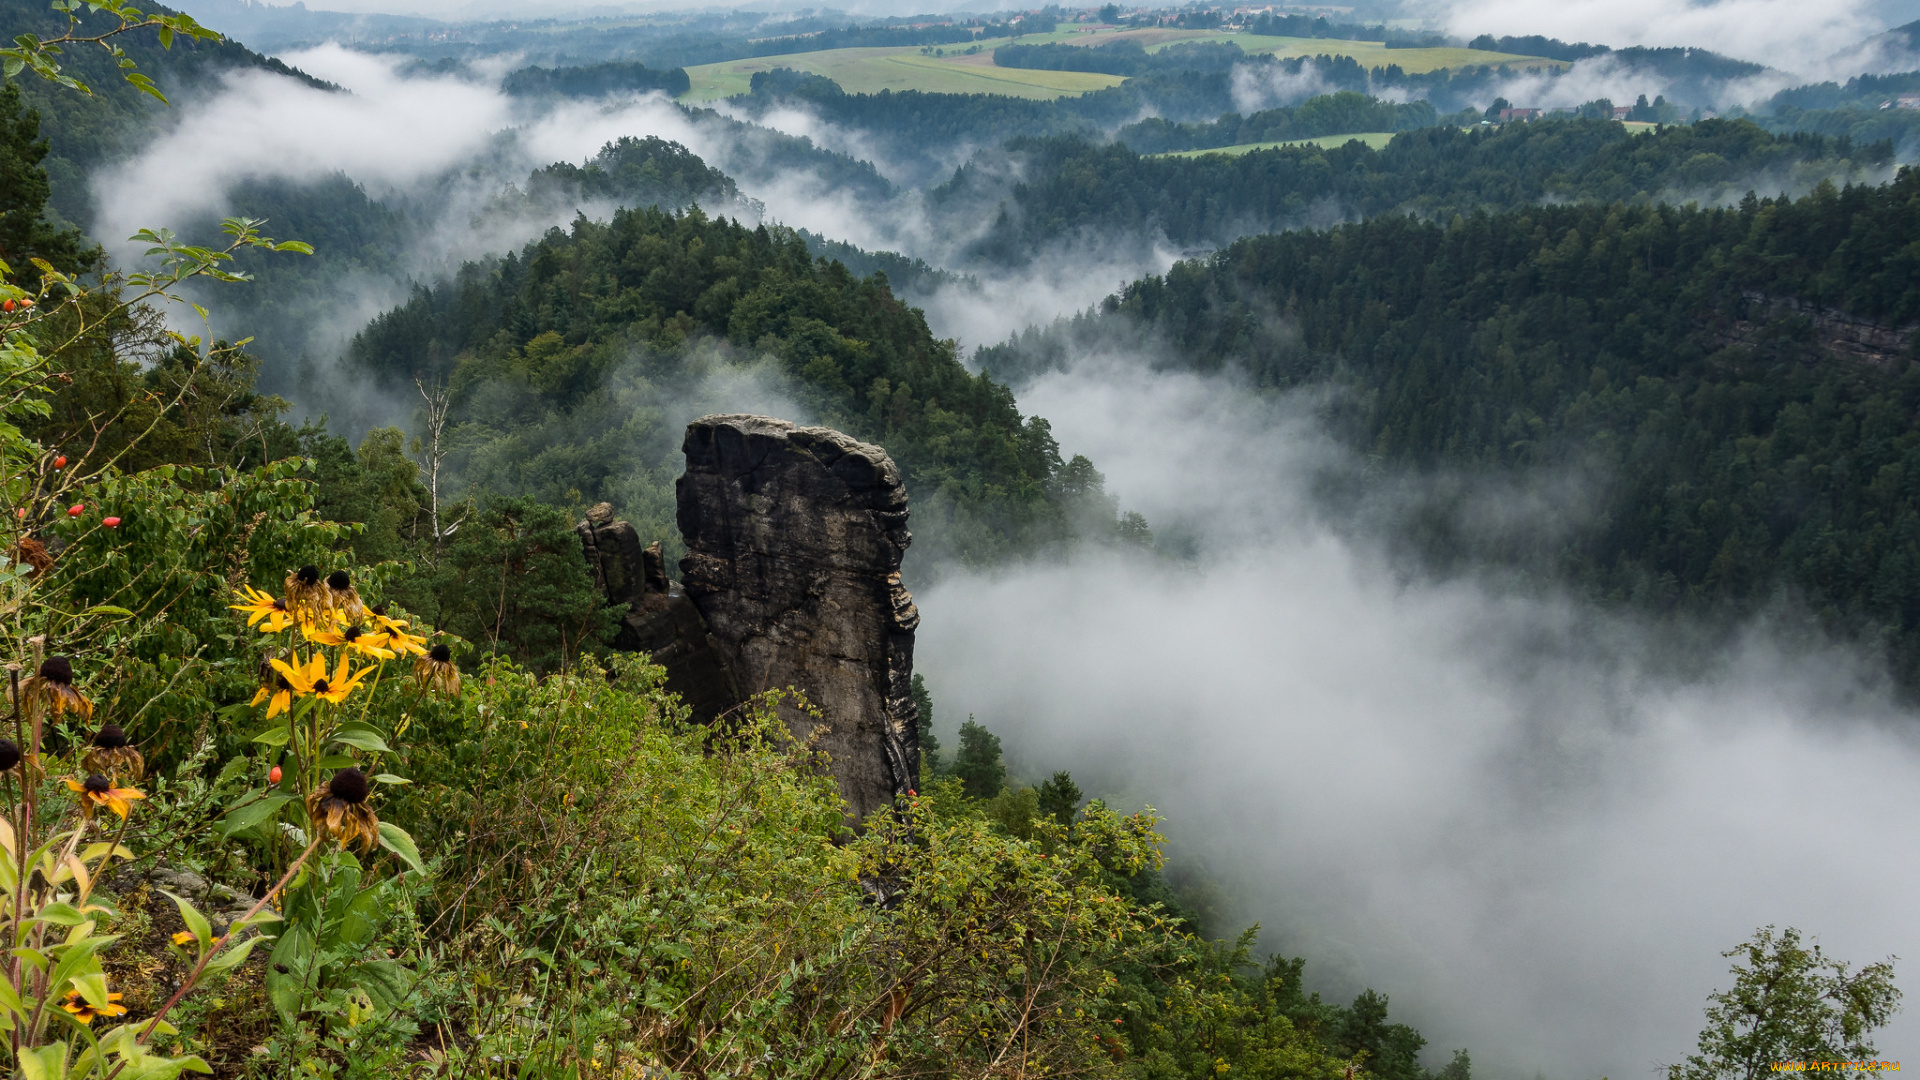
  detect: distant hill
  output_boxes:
[0,0,332,227]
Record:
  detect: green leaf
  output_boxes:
[249,726,289,747]
[34,903,88,926]
[69,971,110,1008]
[273,240,314,254]
[376,822,425,876]
[159,890,211,946]
[353,958,413,1012]
[316,754,357,770]
[370,773,410,785]
[202,933,265,974]
[218,793,291,837]
[85,605,133,616]
[329,726,391,753]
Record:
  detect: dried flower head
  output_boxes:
[81,723,142,781]
[13,537,52,575]
[65,773,143,821]
[284,564,328,624]
[414,643,460,697]
[21,655,90,721]
[325,569,364,622]
[305,767,379,853]
[0,739,21,775]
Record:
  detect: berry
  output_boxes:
[102,516,120,528]
[67,504,83,517]
[3,300,13,313]
[12,509,22,520]
[51,456,64,469]
[269,765,282,785]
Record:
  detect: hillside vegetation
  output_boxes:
[982,172,1920,688]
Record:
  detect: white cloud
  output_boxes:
[915,354,1920,1078]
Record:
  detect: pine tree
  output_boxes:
[0,82,93,278]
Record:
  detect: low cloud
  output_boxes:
[914,353,1920,1078]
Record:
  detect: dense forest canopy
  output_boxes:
[981,172,1920,686]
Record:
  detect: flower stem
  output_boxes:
[132,835,323,1049]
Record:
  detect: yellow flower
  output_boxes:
[306,621,396,661]
[229,585,295,633]
[252,669,294,719]
[58,988,126,1024]
[369,605,428,657]
[170,930,195,947]
[272,651,372,706]
[65,774,144,820]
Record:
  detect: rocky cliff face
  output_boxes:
[579,416,922,823]
[576,505,739,723]
[676,415,921,823]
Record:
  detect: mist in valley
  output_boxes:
[915,352,1920,1078]
[61,0,1920,1071]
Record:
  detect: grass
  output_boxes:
[681,44,1124,101]
[1154,131,1398,158]
[679,26,1566,101]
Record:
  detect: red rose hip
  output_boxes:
[102,516,120,528]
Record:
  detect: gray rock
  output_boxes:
[676,414,921,823]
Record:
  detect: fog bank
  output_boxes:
[914,355,1920,1077]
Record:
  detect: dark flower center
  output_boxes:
[296,565,320,585]
[83,774,110,795]
[344,626,363,643]
[328,768,369,805]
[271,598,287,612]
[38,656,72,685]
[371,604,387,617]
[92,724,127,749]
[312,678,331,694]
[274,674,292,691]
[0,739,21,771]
[327,570,351,591]
[429,644,451,664]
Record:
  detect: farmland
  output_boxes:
[679,26,1563,101]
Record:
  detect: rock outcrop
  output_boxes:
[577,504,739,722]
[676,415,921,822]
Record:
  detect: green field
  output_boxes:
[678,27,1564,102]
[682,45,1124,101]
[1155,131,1399,158]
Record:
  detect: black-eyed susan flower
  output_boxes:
[252,663,295,720]
[305,767,379,853]
[306,621,395,661]
[270,652,372,707]
[81,723,142,781]
[65,774,144,821]
[326,570,365,623]
[21,656,89,721]
[58,988,126,1023]
[230,585,295,633]
[413,644,459,697]
[284,565,327,624]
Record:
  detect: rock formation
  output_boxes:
[577,417,922,823]
[676,415,921,822]
[577,504,739,722]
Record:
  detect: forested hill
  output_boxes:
[0,0,329,225]
[981,172,1920,688]
[348,207,1145,569]
[944,118,1889,265]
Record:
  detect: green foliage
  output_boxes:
[427,495,616,672]
[501,60,690,98]
[1117,90,1438,154]
[1667,926,1900,1080]
[909,671,938,770]
[0,81,92,277]
[347,205,1095,567]
[952,119,1889,266]
[1035,769,1082,826]
[988,171,1920,689]
[951,718,1005,799]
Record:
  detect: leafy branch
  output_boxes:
[0,0,221,102]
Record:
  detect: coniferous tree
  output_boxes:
[952,719,1006,800]
[0,81,93,278]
